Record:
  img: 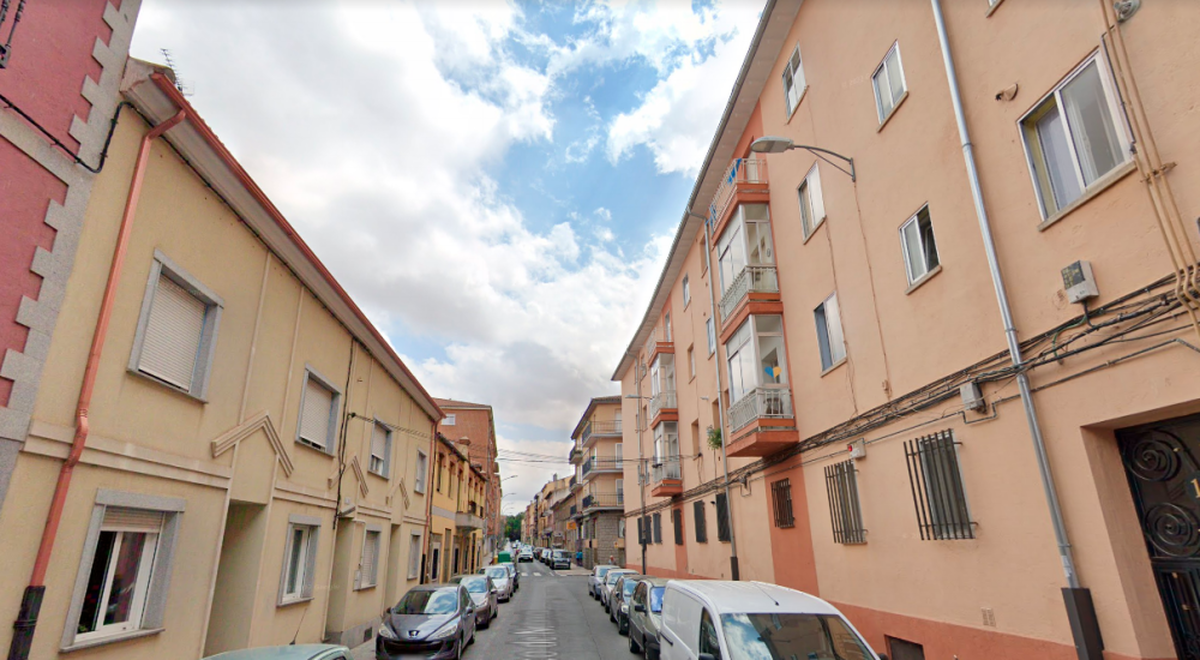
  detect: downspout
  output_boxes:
[928,3,1100,659]
[700,214,739,581]
[636,357,646,574]
[8,108,186,660]
[421,422,436,584]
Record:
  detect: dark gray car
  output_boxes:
[610,573,645,633]
[451,574,498,629]
[376,584,476,659]
[627,577,668,659]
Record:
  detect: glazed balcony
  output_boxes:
[648,390,677,425]
[582,492,624,512]
[719,265,779,325]
[581,419,622,449]
[650,458,683,497]
[726,386,800,458]
[708,156,769,236]
[643,327,674,363]
[582,456,622,481]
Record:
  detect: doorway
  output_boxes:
[204,502,267,656]
[429,535,441,584]
[1118,412,1200,660]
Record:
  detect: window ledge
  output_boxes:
[62,628,164,653]
[295,439,335,458]
[820,357,848,378]
[1037,160,1138,232]
[904,264,943,295]
[801,217,827,245]
[128,368,208,403]
[354,583,377,591]
[876,91,909,133]
[785,86,809,125]
[278,596,314,608]
[985,0,1005,17]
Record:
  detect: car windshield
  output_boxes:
[459,577,489,594]
[606,571,629,586]
[486,567,508,580]
[596,567,612,578]
[649,587,664,613]
[720,613,874,660]
[622,580,639,596]
[394,588,459,615]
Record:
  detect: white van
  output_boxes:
[658,580,884,660]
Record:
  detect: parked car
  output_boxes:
[483,565,514,601]
[376,584,477,659]
[451,574,498,629]
[551,549,571,571]
[203,644,353,660]
[588,565,617,599]
[518,549,533,562]
[627,577,669,659]
[610,573,645,632]
[658,580,881,660]
[499,561,519,590]
[601,568,636,611]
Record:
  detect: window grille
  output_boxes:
[653,513,662,544]
[715,492,731,542]
[771,478,795,529]
[636,517,644,544]
[673,509,683,545]
[693,501,708,543]
[904,430,974,540]
[824,460,866,544]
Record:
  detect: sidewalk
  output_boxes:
[350,638,373,660]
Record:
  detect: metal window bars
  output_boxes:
[824,460,866,544]
[673,509,683,545]
[693,501,708,543]
[904,430,975,540]
[771,478,795,529]
[652,513,662,544]
[715,492,731,542]
[0,0,26,68]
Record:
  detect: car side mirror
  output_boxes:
[877,655,888,660]
[699,654,716,660]
[634,603,646,613]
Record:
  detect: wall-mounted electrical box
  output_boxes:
[1062,260,1099,304]
[847,439,866,460]
[960,382,986,412]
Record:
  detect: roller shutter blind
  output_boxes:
[138,275,206,389]
[299,377,334,450]
[102,507,165,533]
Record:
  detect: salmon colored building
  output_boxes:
[615,1,1200,659]
[0,60,440,658]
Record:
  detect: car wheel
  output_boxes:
[620,615,628,636]
[455,635,464,660]
[629,629,642,655]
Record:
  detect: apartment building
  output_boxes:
[0,0,141,517]
[570,396,627,568]
[425,435,486,583]
[434,398,502,562]
[615,1,1200,659]
[0,62,441,659]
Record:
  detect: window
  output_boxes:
[693,501,708,543]
[900,205,940,285]
[369,422,391,477]
[1021,54,1130,218]
[436,455,444,492]
[797,163,825,239]
[357,528,381,589]
[297,368,339,453]
[782,44,806,116]
[716,203,774,297]
[408,533,422,579]
[771,478,795,528]
[129,251,223,399]
[664,313,672,342]
[682,274,691,307]
[904,430,974,540]
[872,42,907,123]
[706,318,716,355]
[617,518,626,539]
[414,450,428,493]
[699,609,723,659]
[814,293,846,371]
[673,508,683,545]
[637,516,645,545]
[687,345,695,380]
[888,636,927,660]
[64,490,185,649]
[725,315,788,406]
[444,414,456,426]
[280,516,321,603]
[716,492,731,542]
[824,460,866,544]
[653,512,663,544]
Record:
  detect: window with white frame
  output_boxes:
[129,251,223,399]
[900,205,940,284]
[783,44,806,116]
[725,315,788,404]
[280,516,320,604]
[617,518,625,539]
[65,490,185,649]
[716,204,774,296]
[408,532,422,579]
[664,313,672,342]
[797,163,826,239]
[369,422,391,477]
[297,369,339,453]
[814,293,847,371]
[414,450,428,493]
[1020,54,1130,218]
[872,42,906,123]
[444,414,456,426]
[706,318,716,355]
[357,528,381,589]
[682,275,691,307]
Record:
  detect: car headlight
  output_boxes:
[621,603,629,614]
[430,622,459,640]
[378,624,397,640]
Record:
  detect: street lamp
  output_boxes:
[750,136,856,182]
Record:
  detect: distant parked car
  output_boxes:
[450,574,498,629]
[499,561,519,590]
[202,644,353,660]
[601,569,636,611]
[610,573,645,633]
[627,577,668,659]
[657,580,882,660]
[518,549,533,562]
[551,549,571,571]
[376,584,477,659]
[483,565,513,601]
[589,565,617,600]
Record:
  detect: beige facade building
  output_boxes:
[0,62,440,658]
[425,434,487,584]
[569,396,626,568]
[615,1,1200,659]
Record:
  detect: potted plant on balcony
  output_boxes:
[707,426,723,451]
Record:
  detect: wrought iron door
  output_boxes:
[1119,413,1200,660]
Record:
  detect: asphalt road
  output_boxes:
[356,561,634,659]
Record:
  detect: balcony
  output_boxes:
[570,504,579,519]
[582,492,624,511]
[581,419,622,449]
[726,386,800,457]
[643,328,674,363]
[570,445,583,464]
[718,265,781,328]
[455,511,485,530]
[650,458,683,497]
[582,456,623,481]
[709,156,769,236]
[648,390,677,427]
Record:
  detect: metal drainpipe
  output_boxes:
[929,2,1100,658]
[698,212,739,581]
[636,356,647,574]
[7,109,187,660]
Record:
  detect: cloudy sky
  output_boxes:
[130,0,764,514]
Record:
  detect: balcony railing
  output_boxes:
[648,390,677,421]
[709,156,769,231]
[728,386,794,433]
[455,511,484,530]
[582,492,624,510]
[651,458,682,483]
[718,265,779,322]
[581,419,622,447]
[570,504,578,518]
[583,457,623,477]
